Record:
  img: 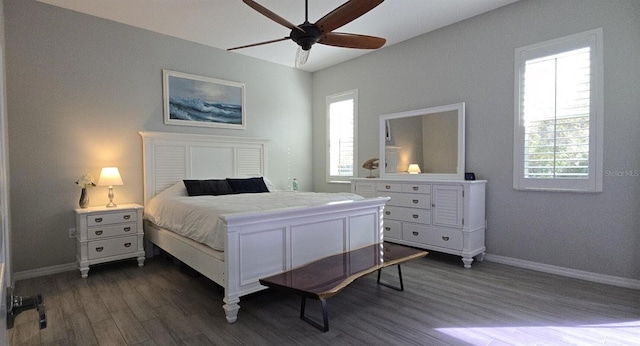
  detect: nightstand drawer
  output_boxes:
[88,236,138,260]
[384,206,430,224]
[87,211,137,226]
[88,222,137,240]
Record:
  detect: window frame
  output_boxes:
[513,28,603,192]
[326,89,358,184]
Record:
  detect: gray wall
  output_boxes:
[5,0,312,272]
[312,0,640,280]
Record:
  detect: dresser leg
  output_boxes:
[461,256,474,269]
[137,256,145,267]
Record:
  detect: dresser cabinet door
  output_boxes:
[432,185,463,228]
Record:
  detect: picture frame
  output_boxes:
[163,70,246,129]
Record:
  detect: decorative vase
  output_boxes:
[79,188,89,208]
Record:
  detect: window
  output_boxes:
[326,90,358,183]
[514,28,603,192]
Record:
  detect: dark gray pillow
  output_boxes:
[226,177,269,194]
[183,179,234,196]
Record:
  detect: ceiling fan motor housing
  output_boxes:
[290,23,322,50]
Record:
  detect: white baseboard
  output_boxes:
[484,253,640,290]
[13,262,77,282]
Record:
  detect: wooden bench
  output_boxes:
[259,242,428,332]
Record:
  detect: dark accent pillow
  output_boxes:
[226,177,270,194]
[183,179,234,196]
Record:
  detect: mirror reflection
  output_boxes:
[380,103,465,180]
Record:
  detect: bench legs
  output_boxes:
[300,297,329,332]
[377,264,404,291]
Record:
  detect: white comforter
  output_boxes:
[145,184,364,251]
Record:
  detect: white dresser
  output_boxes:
[75,204,145,278]
[352,178,486,268]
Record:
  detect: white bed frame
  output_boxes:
[139,131,387,323]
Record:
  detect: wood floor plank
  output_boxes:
[92,318,127,346]
[64,311,97,346]
[141,318,181,346]
[111,308,152,345]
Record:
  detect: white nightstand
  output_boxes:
[75,204,145,278]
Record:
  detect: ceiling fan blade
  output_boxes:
[320,32,386,49]
[315,0,384,33]
[242,0,304,32]
[227,37,289,51]
[295,47,310,68]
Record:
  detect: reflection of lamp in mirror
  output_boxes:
[408,164,422,174]
[362,158,379,178]
[98,167,123,208]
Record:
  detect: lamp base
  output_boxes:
[106,186,117,208]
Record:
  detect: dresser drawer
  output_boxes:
[88,222,137,240]
[402,224,463,251]
[377,182,402,192]
[384,206,430,224]
[382,219,401,239]
[382,192,430,209]
[401,183,431,194]
[88,236,138,260]
[87,211,137,226]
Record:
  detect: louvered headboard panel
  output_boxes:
[140,132,268,204]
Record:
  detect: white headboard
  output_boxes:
[139,132,269,204]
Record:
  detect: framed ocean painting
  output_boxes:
[163,70,245,129]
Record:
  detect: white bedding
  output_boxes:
[144,182,364,251]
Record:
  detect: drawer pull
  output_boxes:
[124,243,132,248]
[123,227,131,232]
[95,230,103,236]
[385,185,391,189]
[412,214,419,219]
[385,211,391,215]
[412,186,419,191]
[412,231,419,236]
[94,217,103,223]
[95,247,104,252]
[385,227,391,231]
[442,236,450,241]
[432,203,436,207]
[412,199,419,204]
[123,215,131,220]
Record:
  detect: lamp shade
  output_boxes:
[408,164,422,174]
[98,167,123,186]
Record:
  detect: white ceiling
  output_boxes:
[36,0,519,72]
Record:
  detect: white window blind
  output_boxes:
[514,28,603,192]
[523,47,591,179]
[326,90,357,183]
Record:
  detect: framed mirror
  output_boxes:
[380,102,465,180]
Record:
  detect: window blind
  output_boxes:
[522,47,591,179]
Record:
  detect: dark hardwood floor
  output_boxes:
[10,251,640,345]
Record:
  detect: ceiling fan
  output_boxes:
[228,0,386,67]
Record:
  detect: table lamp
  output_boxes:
[98,167,123,208]
[408,164,422,174]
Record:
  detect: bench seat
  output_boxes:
[259,242,428,331]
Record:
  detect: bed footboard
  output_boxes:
[220,197,388,323]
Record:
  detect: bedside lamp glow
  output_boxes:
[408,164,422,174]
[98,167,123,208]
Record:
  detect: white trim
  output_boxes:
[13,262,77,281]
[513,28,603,192]
[485,253,640,290]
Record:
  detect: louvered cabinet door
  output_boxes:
[432,184,463,229]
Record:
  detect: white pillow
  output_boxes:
[154,181,188,199]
